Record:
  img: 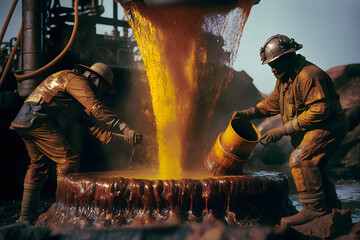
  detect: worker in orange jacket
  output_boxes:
[10,62,142,224]
[233,34,348,227]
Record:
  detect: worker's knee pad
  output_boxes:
[289,146,323,194]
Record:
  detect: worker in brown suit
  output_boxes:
[10,62,142,224]
[232,34,348,227]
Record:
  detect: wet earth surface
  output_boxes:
[289,179,360,223]
[0,199,54,226]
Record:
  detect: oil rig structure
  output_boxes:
[0,0,141,98]
[0,0,144,201]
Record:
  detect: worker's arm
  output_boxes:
[232,106,265,120]
[76,114,113,144]
[259,80,297,143]
[255,80,281,117]
[262,76,330,142]
[297,77,330,130]
[232,80,281,120]
[262,118,300,142]
[66,76,140,145]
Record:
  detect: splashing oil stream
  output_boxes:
[124,1,254,179]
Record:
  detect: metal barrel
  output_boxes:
[205,118,261,176]
[221,118,260,157]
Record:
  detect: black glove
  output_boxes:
[232,107,262,120]
[262,118,300,143]
[124,126,142,146]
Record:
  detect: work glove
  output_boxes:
[232,107,262,120]
[262,118,300,143]
[106,119,143,145]
[124,126,143,146]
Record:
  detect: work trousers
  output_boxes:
[289,114,348,205]
[15,120,80,185]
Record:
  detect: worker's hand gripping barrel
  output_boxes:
[205,118,261,176]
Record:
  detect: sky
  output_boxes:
[236,0,360,94]
[1,0,360,94]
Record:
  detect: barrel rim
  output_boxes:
[229,118,261,143]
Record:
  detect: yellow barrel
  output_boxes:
[221,118,261,157]
[205,118,261,176]
[205,133,247,176]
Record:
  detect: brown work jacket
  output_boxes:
[11,70,120,143]
[256,55,344,132]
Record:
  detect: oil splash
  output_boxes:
[124,1,254,179]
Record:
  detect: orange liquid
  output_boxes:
[124,1,254,179]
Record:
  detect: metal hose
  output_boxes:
[0,23,22,88]
[0,0,19,44]
[14,0,80,80]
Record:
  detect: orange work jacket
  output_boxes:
[256,55,344,132]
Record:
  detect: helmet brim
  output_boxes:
[262,49,296,65]
[76,64,116,94]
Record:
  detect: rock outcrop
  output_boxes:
[291,209,352,240]
[327,64,360,179]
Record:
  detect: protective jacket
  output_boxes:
[255,54,348,206]
[11,70,126,143]
[256,55,344,135]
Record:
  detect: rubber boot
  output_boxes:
[323,177,342,211]
[280,201,327,228]
[326,197,342,212]
[18,183,42,224]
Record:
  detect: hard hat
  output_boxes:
[77,62,116,94]
[260,34,303,65]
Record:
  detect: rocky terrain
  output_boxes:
[0,210,359,240]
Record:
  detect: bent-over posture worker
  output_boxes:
[10,62,142,224]
[233,34,348,227]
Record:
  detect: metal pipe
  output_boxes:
[114,0,118,20]
[15,0,80,83]
[15,0,44,97]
